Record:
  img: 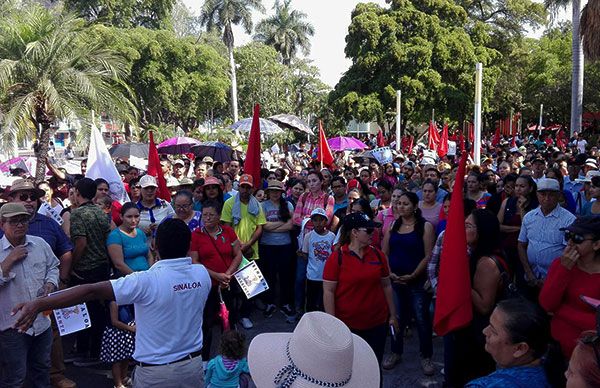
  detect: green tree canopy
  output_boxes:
[92,26,230,131]
[329,0,502,131]
[63,0,176,28]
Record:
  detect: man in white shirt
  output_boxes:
[11,218,211,388]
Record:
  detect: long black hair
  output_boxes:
[469,209,501,274]
[268,188,291,222]
[391,192,426,236]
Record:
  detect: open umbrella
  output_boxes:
[231,117,283,135]
[352,150,379,165]
[157,136,201,154]
[268,113,314,135]
[108,143,149,159]
[327,136,368,151]
[190,141,233,162]
[217,287,230,331]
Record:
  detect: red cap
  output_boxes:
[239,174,254,188]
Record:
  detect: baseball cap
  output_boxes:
[560,216,600,237]
[342,212,381,230]
[202,156,214,164]
[576,170,600,183]
[239,174,254,188]
[139,175,158,188]
[173,159,185,167]
[310,207,328,221]
[536,178,560,192]
[0,203,31,218]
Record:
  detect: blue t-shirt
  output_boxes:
[260,200,294,246]
[107,228,149,272]
[466,365,550,388]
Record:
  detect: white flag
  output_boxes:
[86,122,129,204]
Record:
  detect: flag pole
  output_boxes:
[538,104,544,137]
[396,90,401,152]
[473,63,483,165]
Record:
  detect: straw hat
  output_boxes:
[248,311,379,388]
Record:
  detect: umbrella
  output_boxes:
[352,150,379,165]
[327,136,368,151]
[217,287,230,331]
[157,136,201,154]
[0,157,28,174]
[190,141,233,162]
[109,143,149,159]
[268,113,314,135]
[231,117,284,135]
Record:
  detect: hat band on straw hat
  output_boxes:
[274,340,352,388]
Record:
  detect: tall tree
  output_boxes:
[0,5,136,180]
[64,0,177,28]
[254,0,315,66]
[200,0,265,123]
[546,0,584,136]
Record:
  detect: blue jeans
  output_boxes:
[295,256,308,312]
[391,283,433,358]
[0,327,52,387]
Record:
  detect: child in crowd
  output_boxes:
[299,208,335,312]
[254,189,265,202]
[100,301,135,388]
[205,330,250,388]
[95,195,117,229]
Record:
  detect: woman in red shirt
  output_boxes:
[190,200,242,361]
[323,212,398,367]
[540,216,600,359]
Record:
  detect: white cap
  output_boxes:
[139,175,158,188]
[310,207,328,221]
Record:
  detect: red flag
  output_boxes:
[459,132,465,152]
[511,135,517,148]
[434,151,472,335]
[245,104,262,188]
[377,128,386,147]
[491,124,501,146]
[401,136,414,154]
[438,123,449,157]
[427,121,439,151]
[316,121,334,167]
[147,131,171,202]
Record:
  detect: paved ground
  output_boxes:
[63,308,445,387]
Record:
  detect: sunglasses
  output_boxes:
[565,230,596,244]
[357,227,375,234]
[6,217,30,226]
[16,193,38,202]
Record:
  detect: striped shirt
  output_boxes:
[292,191,335,230]
[518,205,576,280]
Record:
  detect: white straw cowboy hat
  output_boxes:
[248,311,379,388]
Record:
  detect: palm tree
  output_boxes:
[0,5,136,181]
[254,0,315,66]
[201,0,265,124]
[545,0,583,136]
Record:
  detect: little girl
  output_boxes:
[100,301,135,388]
[205,330,250,388]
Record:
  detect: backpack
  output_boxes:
[489,255,520,301]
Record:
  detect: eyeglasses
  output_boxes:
[132,185,142,189]
[565,231,596,244]
[357,227,374,234]
[175,203,192,210]
[16,193,38,202]
[6,217,30,226]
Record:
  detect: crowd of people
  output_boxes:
[1,129,600,388]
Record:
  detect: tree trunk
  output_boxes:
[35,122,51,182]
[228,43,239,127]
[571,0,584,137]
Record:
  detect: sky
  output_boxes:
[184,0,567,88]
